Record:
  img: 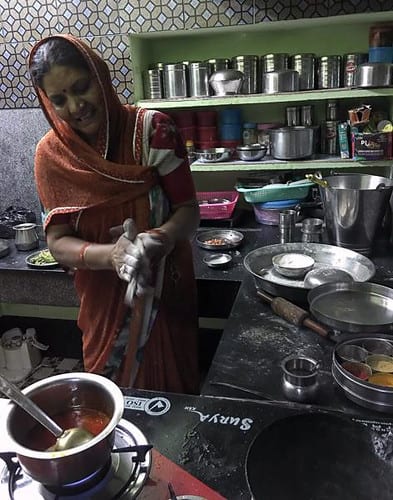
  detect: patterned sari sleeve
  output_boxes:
[148,112,196,205]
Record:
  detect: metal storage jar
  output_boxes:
[231,55,259,94]
[163,63,188,98]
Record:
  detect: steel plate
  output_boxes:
[332,335,393,413]
[196,229,244,250]
[308,282,393,333]
[244,243,375,302]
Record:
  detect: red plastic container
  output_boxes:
[196,110,217,127]
[197,126,218,142]
[197,191,239,219]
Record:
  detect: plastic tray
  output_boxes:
[236,179,314,204]
[197,191,239,220]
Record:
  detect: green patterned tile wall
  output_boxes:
[0,0,392,109]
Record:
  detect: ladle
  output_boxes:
[0,373,93,451]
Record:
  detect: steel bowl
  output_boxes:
[209,69,244,96]
[6,372,124,486]
[332,336,393,413]
[195,147,232,163]
[272,252,315,278]
[262,70,299,94]
[237,144,267,161]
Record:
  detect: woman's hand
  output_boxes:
[111,219,145,283]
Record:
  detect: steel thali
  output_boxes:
[196,229,244,250]
[243,243,375,302]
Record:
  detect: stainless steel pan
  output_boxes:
[308,282,393,333]
[244,243,375,303]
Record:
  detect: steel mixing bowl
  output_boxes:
[209,69,244,96]
[237,144,267,161]
[195,147,232,163]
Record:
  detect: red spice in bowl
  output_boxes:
[342,361,372,381]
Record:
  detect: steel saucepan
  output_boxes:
[5,372,124,486]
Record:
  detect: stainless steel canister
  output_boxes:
[279,210,297,243]
[231,55,259,94]
[317,55,342,89]
[189,61,210,97]
[205,58,230,73]
[262,53,289,73]
[322,120,338,155]
[290,53,316,90]
[286,106,300,126]
[163,63,188,98]
[343,53,368,87]
[326,100,338,121]
[301,105,313,126]
[143,68,163,99]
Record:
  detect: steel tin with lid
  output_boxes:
[343,53,368,87]
[317,55,342,89]
[290,53,316,90]
[163,63,188,98]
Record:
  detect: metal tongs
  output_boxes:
[305,172,330,189]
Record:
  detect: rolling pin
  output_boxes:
[256,289,332,340]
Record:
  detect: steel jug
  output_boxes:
[13,222,39,251]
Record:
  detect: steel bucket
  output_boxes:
[320,174,393,255]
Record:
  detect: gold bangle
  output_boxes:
[79,242,92,269]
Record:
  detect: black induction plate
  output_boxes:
[245,412,393,500]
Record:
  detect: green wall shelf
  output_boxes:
[191,158,393,172]
[138,88,393,110]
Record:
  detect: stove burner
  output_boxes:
[45,459,112,496]
[0,419,151,499]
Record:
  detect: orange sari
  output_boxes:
[30,35,199,393]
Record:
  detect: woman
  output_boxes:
[28,35,200,393]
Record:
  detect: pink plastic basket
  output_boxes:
[197,191,239,220]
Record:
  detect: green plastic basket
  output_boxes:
[236,179,315,204]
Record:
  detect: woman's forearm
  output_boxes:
[158,200,200,245]
[46,226,114,270]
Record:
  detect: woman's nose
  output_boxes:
[68,96,85,115]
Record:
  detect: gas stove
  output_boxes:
[0,419,150,499]
[2,389,393,499]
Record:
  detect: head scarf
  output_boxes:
[29,35,157,228]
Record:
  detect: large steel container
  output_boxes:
[319,173,393,255]
[6,372,124,486]
[270,126,314,160]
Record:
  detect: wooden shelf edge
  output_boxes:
[190,159,393,172]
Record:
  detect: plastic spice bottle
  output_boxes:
[185,139,196,163]
[242,122,257,145]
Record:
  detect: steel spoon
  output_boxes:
[0,373,93,451]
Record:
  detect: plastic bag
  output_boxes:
[0,206,37,238]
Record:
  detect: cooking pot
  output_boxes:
[270,126,314,160]
[5,372,124,486]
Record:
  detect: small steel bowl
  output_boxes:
[336,344,368,363]
[281,355,320,403]
[272,252,315,278]
[367,354,393,373]
[361,338,393,356]
[203,253,232,269]
[237,144,267,161]
[195,148,232,163]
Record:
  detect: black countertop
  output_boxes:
[1,220,393,419]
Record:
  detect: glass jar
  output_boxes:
[242,122,257,145]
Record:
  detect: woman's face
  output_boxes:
[41,64,105,144]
